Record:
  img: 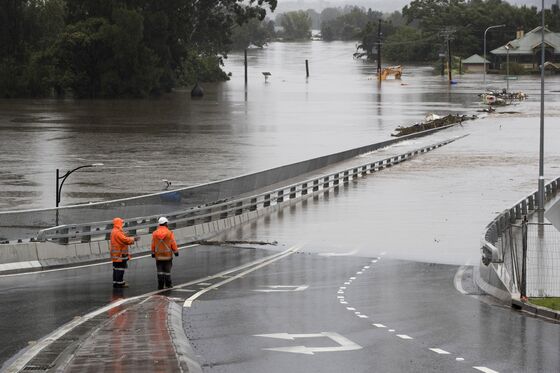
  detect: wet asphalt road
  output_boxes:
[183,252,560,373]
[0,245,271,367]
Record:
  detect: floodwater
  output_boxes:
[1,40,560,264]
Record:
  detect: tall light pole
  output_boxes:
[538,0,546,211]
[505,43,511,92]
[55,163,104,225]
[483,24,506,89]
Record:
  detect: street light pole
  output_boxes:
[483,24,506,89]
[538,0,546,211]
[505,44,510,92]
[55,163,104,225]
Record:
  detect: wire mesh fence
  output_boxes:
[499,221,560,297]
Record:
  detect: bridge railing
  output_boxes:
[37,137,460,244]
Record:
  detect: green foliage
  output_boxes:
[0,0,277,98]
[529,298,560,311]
[503,62,527,75]
[279,11,312,41]
[321,7,382,41]
[383,26,434,62]
[230,18,276,50]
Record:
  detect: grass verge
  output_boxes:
[529,298,560,311]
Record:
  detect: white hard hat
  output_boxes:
[158,217,168,225]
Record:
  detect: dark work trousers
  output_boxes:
[156,260,173,289]
[112,260,128,287]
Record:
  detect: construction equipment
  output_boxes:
[380,65,402,80]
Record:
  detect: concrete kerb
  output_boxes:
[167,300,204,373]
[511,299,560,323]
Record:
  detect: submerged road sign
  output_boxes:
[254,332,362,354]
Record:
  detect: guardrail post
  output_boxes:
[105,224,112,240]
[528,195,535,211]
[323,176,330,189]
[552,180,558,195]
[522,199,528,215]
[515,205,522,220]
[277,190,284,203]
[149,218,158,232]
[313,180,319,192]
[509,208,516,223]
[546,184,551,198]
[250,198,258,211]
[58,227,69,245]
[334,174,340,186]
[81,226,91,243]
[128,220,137,236]
[343,171,349,182]
[361,166,367,176]
[352,168,358,179]
[221,204,229,218]
[264,194,271,207]
[290,186,297,199]
[235,201,243,215]
[302,183,308,195]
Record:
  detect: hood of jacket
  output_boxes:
[154,226,169,239]
[113,217,124,229]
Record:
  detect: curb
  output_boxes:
[511,299,560,323]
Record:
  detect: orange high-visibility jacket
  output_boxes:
[151,225,178,261]
[110,218,135,262]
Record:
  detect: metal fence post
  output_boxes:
[277,190,284,203]
[302,183,308,195]
[81,226,91,243]
[521,216,528,300]
[290,186,296,199]
[264,194,271,207]
[313,180,319,192]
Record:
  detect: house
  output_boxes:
[461,54,490,73]
[491,27,560,71]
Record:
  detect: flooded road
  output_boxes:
[1,41,560,264]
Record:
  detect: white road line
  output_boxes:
[337,296,344,299]
[346,307,356,311]
[388,329,395,332]
[372,324,386,328]
[371,260,378,263]
[3,246,295,372]
[344,282,351,285]
[340,287,346,290]
[396,335,413,340]
[364,266,370,269]
[456,358,465,361]
[358,315,368,319]
[473,367,499,373]
[350,277,356,280]
[356,271,363,274]
[197,282,212,286]
[337,291,344,294]
[429,348,450,355]
[0,244,199,278]
[183,245,300,308]
[454,265,470,295]
[340,301,348,304]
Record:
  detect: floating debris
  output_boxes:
[391,113,476,137]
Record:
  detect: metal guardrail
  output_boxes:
[36,137,462,245]
[480,175,560,268]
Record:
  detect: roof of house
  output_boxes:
[462,54,490,64]
[491,27,560,55]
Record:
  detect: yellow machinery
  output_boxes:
[380,65,402,80]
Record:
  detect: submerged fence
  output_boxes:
[482,176,560,298]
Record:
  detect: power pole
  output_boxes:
[440,29,456,84]
[377,19,382,80]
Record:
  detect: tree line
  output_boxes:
[0,0,276,98]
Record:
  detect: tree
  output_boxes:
[279,11,311,41]
[230,18,275,50]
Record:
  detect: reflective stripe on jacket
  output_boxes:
[151,226,178,261]
[110,218,135,262]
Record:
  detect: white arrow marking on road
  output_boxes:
[397,334,413,340]
[429,348,450,354]
[255,332,362,355]
[473,367,499,373]
[253,285,309,293]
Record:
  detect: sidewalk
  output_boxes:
[60,295,197,372]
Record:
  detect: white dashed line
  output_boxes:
[350,277,356,280]
[356,271,363,274]
[198,282,212,286]
[456,358,464,362]
[358,315,368,319]
[396,335,413,340]
[429,348,450,355]
[346,307,356,311]
[473,367,499,373]
[340,301,348,304]
[372,324,386,328]
[371,260,378,263]
[364,266,370,269]
[344,282,351,285]
[337,296,344,299]
[388,329,395,332]
[338,291,344,294]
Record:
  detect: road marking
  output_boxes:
[364,266,370,269]
[358,315,368,318]
[454,265,470,295]
[388,329,395,332]
[318,250,358,257]
[350,277,356,280]
[371,260,378,263]
[473,367,499,373]
[340,301,348,304]
[337,291,344,294]
[171,289,197,293]
[372,324,386,328]
[255,332,362,355]
[253,285,309,293]
[3,246,296,372]
[396,335,413,340]
[346,307,356,311]
[340,287,346,290]
[456,358,465,361]
[337,296,344,299]
[183,245,301,308]
[198,282,212,286]
[356,271,363,274]
[430,348,450,354]
[344,282,351,285]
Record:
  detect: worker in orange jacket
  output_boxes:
[110,217,139,288]
[151,217,178,289]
